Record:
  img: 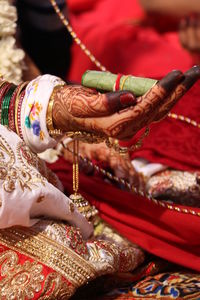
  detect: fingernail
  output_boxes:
[159,70,184,92]
[183,65,200,89]
[196,173,200,185]
[180,17,188,28]
[120,92,137,107]
[107,91,136,111]
[190,14,197,26]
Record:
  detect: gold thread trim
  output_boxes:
[120,75,130,90]
[0,226,96,288]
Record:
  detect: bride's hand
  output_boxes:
[63,141,140,186]
[52,66,200,140]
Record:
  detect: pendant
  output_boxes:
[69,193,98,221]
[70,139,98,221]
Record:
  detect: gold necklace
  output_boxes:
[63,143,200,218]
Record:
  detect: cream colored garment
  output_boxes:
[0,125,93,239]
[132,158,167,178]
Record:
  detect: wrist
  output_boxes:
[47,85,65,137]
[51,85,72,132]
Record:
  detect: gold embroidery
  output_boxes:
[37,196,45,203]
[16,141,38,169]
[34,221,89,260]
[147,170,200,207]
[17,141,61,189]
[0,135,15,167]
[0,249,44,299]
[94,217,131,247]
[92,218,145,273]
[0,226,96,288]
[0,136,46,192]
[39,272,73,300]
[0,248,73,299]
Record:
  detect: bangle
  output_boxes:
[48,128,63,137]
[1,84,16,126]
[0,80,7,90]
[15,82,29,137]
[46,84,65,133]
[9,84,24,132]
[16,90,26,139]
[0,82,11,124]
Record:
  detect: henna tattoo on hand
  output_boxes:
[154,66,200,122]
[52,69,198,141]
[58,85,136,118]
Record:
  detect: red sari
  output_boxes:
[67,0,193,81]
[51,0,200,271]
[50,157,200,272]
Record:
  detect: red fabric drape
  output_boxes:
[66,0,200,171]
[128,82,200,171]
[49,158,200,271]
[67,0,193,81]
[62,0,200,271]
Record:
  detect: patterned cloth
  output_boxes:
[0,125,92,237]
[0,219,145,299]
[86,269,200,300]
[147,170,200,207]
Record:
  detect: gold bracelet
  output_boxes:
[48,128,63,137]
[120,75,130,90]
[65,131,106,144]
[46,84,65,133]
[0,80,8,90]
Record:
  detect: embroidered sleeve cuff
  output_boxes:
[21,75,65,153]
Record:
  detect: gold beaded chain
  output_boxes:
[49,0,106,72]
[63,143,200,218]
[50,0,200,218]
[70,138,99,220]
[105,127,150,154]
[49,0,200,130]
[72,139,79,194]
[168,112,200,129]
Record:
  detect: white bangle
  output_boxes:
[21,75,65,153]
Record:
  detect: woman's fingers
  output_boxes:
[72,70,184,139]
[58,85,136,118]
[179,17,188,49]
[179,16,196,51]
[154,65,200,121]
[179,14,200,52]
[52,85,136,132]
[102,70,184,139]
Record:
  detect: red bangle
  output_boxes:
[16,90,26,139]
[113,73,123,91]
[8,84,22,132]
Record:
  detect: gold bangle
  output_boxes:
[48,128,63,137]
[120,75,130,90]
[15,81,29,136]
[0,80,7,89]
[46,84,65,133]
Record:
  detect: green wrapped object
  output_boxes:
[82,70,158,97]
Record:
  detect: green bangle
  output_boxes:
[1,85,16,126]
